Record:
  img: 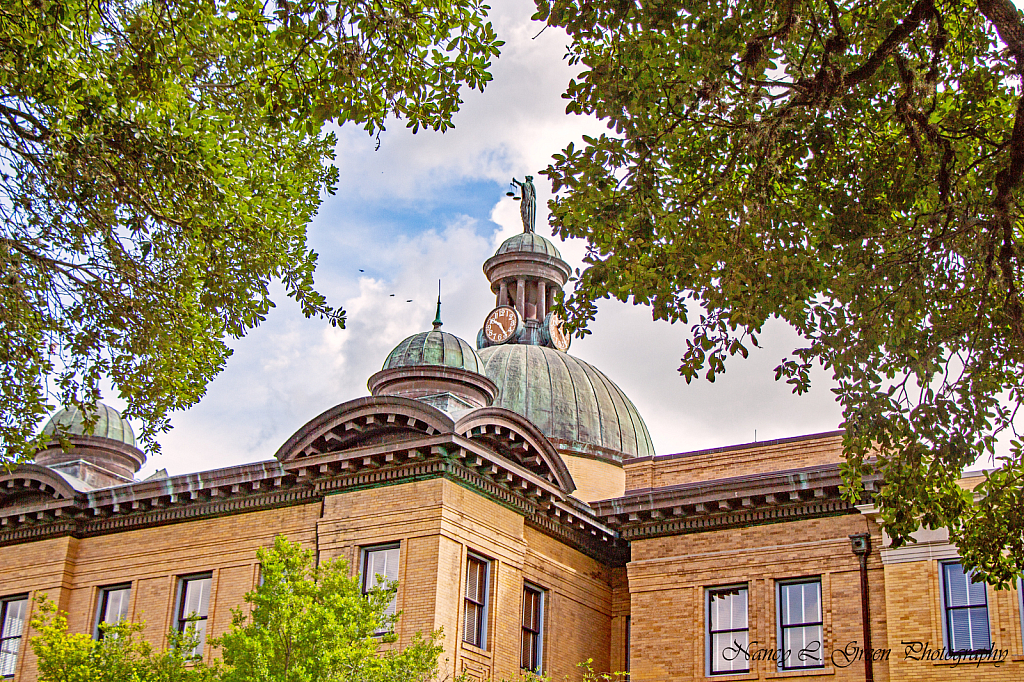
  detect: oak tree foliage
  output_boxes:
[1,0,500,462]
[535,0,1024,582]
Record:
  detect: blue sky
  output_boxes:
[112,0,848,477]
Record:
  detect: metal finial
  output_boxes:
[432,280,442,329]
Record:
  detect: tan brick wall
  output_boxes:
[883,561,1023,681]
[560,454,625,502]
[626,514,889,682]
[1,503,320,681]
[624,433,844,491]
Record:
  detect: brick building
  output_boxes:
[1,225,1022,681]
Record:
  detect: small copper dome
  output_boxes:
[383,330,486,375]
[42,403,136,447]
[495,232,562,260]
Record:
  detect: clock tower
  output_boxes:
[477,228,572,351]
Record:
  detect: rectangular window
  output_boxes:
[624,615,630,678]
[708,585,749,675]
[0,596,28,678]
[942,562,991,654]
[1019,578,1023,650]
[463,554,489,648]
[362,544,400,622]
[778,579,823,670]
[94,584,131,639]
[521,584,544,671]
[176,574,212,657]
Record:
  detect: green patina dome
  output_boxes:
[42,402,136,447]
[495,232,562,260]
[384,330,486,375]
[477,344,654,458]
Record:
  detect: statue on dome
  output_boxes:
[510,176,536,233]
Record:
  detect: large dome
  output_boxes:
[384,330,485,375]
[477,344,654,459]
[495,232,562,260]
[42,402,136,447]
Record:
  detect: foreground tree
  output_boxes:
[29,537,442,682]
[1,0,500,463]
[536,0,1024,583]
[215,536,443,682]
[30,597,215,681]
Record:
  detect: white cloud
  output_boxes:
[119,0,846,478]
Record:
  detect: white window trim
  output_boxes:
[0,594,29,680]
[360,543,401,634]
[463,552,490,649]
[93,583,131,639]
[776,578,824,671]
[939,561,991,654]
[174,573,212,657]
[706,584,750,676]
[521,582,545,672]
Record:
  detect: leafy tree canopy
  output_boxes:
[216,536,443,682]
[29,537,442,682]
[30,596,216,682]
[535,0,1024,583]
[1,0,500,462]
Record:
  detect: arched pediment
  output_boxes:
[275,396,455,464]
[455,408,576,494]
[0,463,83,510]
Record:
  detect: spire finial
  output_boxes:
[432,280,442,329]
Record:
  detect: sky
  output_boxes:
[119,0,846,478]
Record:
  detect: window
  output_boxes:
[362,544,400,625]
[624,616,630,678]
[176,574,212,657]
[708,585,749,675]
[1019,578,1024,650]
[941,562,991,654]
[94,584,131,639]
[0,596,28,678]
[463,554,489,648]
[521,584,544,671]
[778,579,823,669]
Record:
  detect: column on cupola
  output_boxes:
[537,280,546,320]
[516,278,526,319]
[498,280,507,307]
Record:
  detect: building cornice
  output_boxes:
[591,463,882,540]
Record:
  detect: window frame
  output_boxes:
[0,594,29,679]
[776,577,824,671]
[707,584,750,676]
[174,573,213,658]
[361,543,401,632]
[520,582,544,672]
[1019,578,1023,651]
[940,561,992,655]
[94,583,132,639]
[462,553,490,649]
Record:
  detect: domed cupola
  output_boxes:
[368,298,498,415]
[474,177,655,501]
[37,402,146,487]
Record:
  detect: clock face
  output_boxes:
[483,306,520,344]
[548,312,570,352]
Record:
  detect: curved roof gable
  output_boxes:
[454,407,576,494]
[275,396,455,464]
[0,464,84,515]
